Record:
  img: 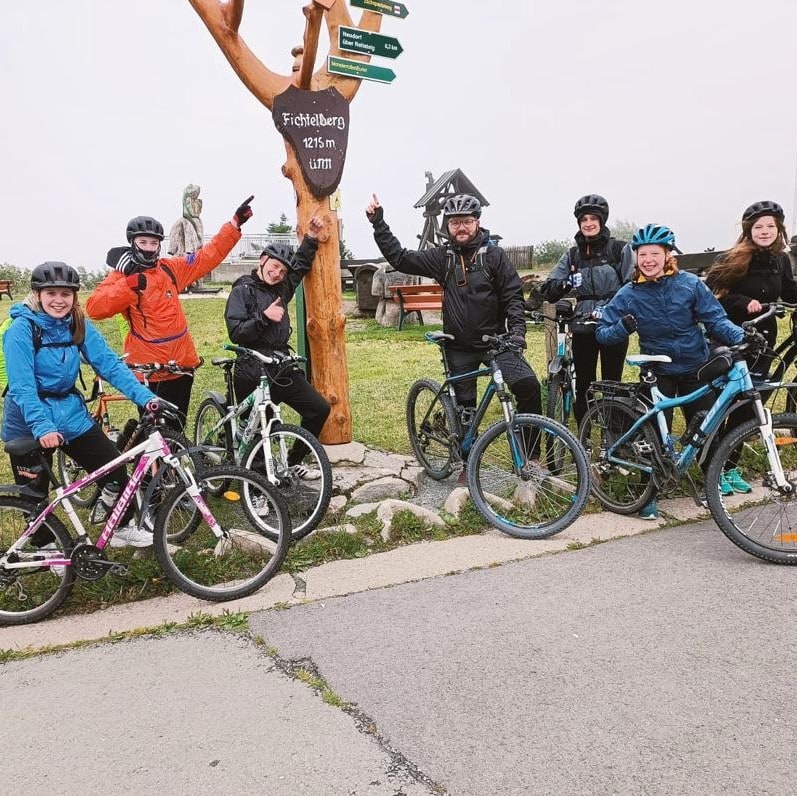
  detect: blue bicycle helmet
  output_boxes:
[631,224,676,251]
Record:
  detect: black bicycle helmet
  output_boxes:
[31,261,80,291]
[573,194,609,224]
[126,216,164,243]
[742,200,785,224]
[261,242,296,269]
[442,194,482,219]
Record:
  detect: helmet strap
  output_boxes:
[131,241,160,267]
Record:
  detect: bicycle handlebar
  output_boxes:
[222,343,306,367]
[128,360,198,377]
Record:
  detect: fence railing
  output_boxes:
[503,245,534,270]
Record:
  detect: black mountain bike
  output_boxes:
[406,331,590,539]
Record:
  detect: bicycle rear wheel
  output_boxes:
[579,400,655,514]
[243,423,332,541]
[705,412,797,564]
[153,466,291,601]
[193,397,232,468]
[466,415,590,539]
[406,378,458,480]
[0,497,75,626]
[56,449,100,508]
[545,373,571,472]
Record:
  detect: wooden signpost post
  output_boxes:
[189,0,406,444]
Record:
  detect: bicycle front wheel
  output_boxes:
[705,412,797,564]
[545,373,571,472]
[0,497,75,626]
[466,415,590,539]
[579,399,656,514]
[243,423,332,541]
[406,378,458,480]
[153,466,291,601]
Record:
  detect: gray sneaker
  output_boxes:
[110,524,154,548]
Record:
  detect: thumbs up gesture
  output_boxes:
[264,297,285,323]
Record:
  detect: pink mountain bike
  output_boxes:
[0,403,291,626]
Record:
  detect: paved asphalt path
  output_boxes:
[3,519,795,795]
[252,520,797,795]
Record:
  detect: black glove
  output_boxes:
[234,195,254,227]
[621,314,637,333]
[560,279,572,294]
[509,334,527,351]
[366,205,384,225]
[107,246,136,275]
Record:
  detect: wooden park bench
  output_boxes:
[0,280,13,300]
[388,283,443,330]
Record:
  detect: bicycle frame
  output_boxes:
[2,431,220,573]
[427,333,519,462]
[604,357,790,489]
[548,315,576,415]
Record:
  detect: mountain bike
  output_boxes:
[531,302,596,469]
[752,300,797,412]
[406,331,590,539]
[193,345,332,541]
[579,305,797,564]
[55,362,197,524]
[0,403,292,626]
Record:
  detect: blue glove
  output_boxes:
[567,272,583,289]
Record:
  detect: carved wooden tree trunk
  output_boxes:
[289,166,350,442]
[188,0,383,445]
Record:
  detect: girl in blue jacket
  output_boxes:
[596,225,745,519]
[2,262,158,547]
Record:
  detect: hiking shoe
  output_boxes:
[39,543,66,578]
[291,464,321,481]
[638,499,659,521]
[724,467,752,494]
[110,524,154,548]
[718,472,734,497]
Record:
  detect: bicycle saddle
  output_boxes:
[626,354,672,365]
[211,358,236,368]
[5,437,41,456]
[425,332,454,344]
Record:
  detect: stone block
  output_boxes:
[351,476,412,503]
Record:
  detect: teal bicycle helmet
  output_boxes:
[631,224,676,251]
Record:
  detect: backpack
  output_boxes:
[0,317,79,395]
[443,242,496,288]
[567,239,626,301]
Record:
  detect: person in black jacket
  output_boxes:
[224,215,329,474]
[539,194,633,426]
[705,200,797,494]
[365,192,542,463]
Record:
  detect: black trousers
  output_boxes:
[571,332,628,426]
[446,348,542,457]
[233,366,331,465]
[10,424,134,524]
[147,374,194,431]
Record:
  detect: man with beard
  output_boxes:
[365,192,541,476]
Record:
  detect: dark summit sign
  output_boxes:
[272,86,350,198]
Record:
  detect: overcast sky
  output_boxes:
[2,0,796,271]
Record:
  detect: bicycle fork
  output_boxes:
[754,403,793,493]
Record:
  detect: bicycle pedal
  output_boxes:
[109,563,129,577]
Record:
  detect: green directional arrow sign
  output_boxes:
[327,56,396,84]
[350,0,409,20]
[339,26,403,59]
